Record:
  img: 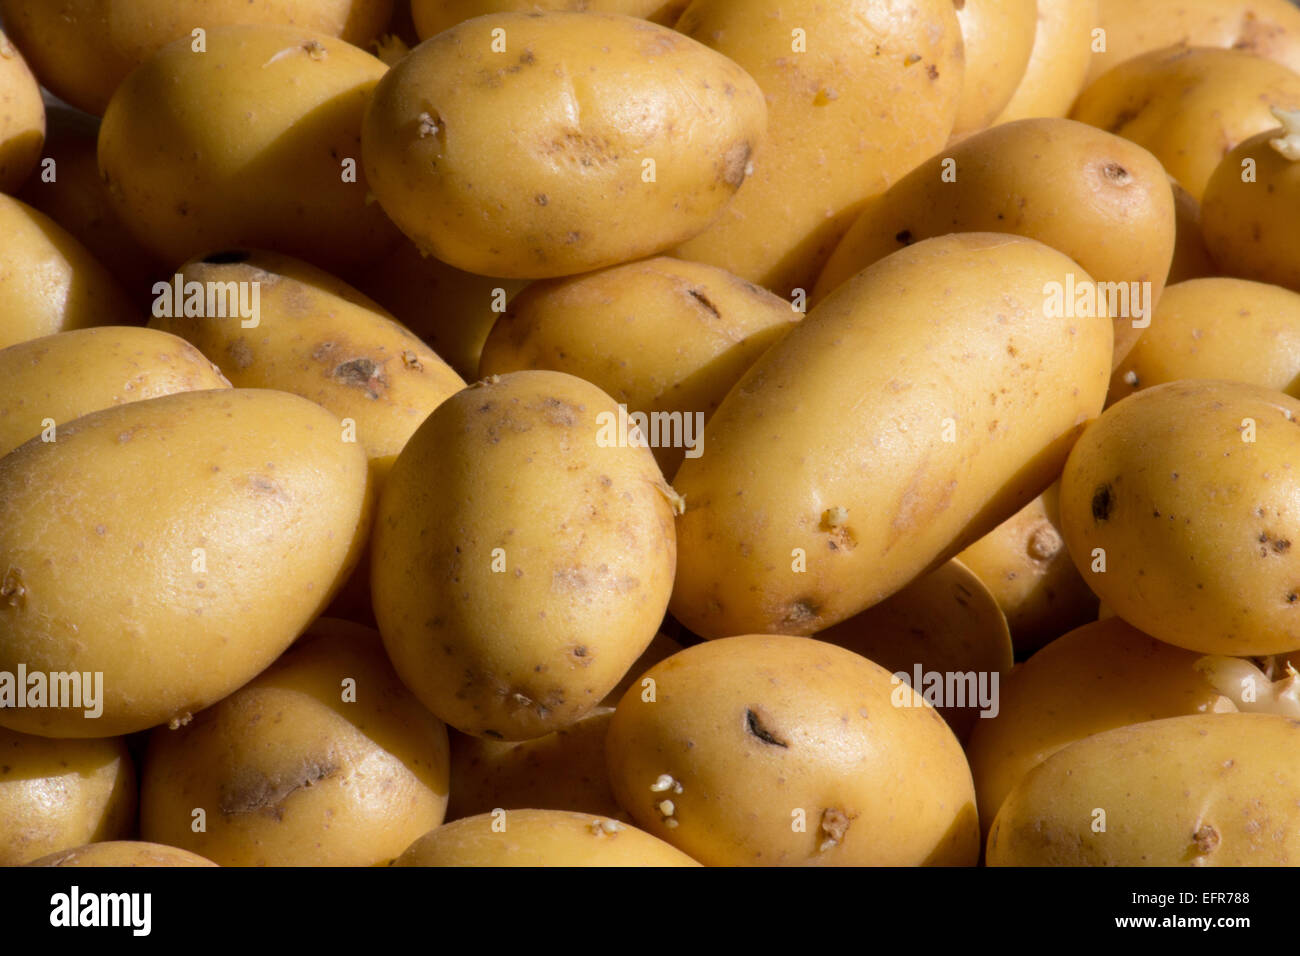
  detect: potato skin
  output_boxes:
[950,0,1037,135]
[371,370,677,740]
[479,256,799,477]
[0,326,231,459]
[671,0,964,296]
[394,809,700,866]
[0,730,136,865]
[411,0,686,38]
[816,118,1173,367]
[1059,379,1300,656]
[993,0,1098,123]
[1070,47,1300,200]
[0,29,44,193]
[362,12,767,279]
[99,25,399,273]
[671,234,1113,639]
[27,841,217,867]
[0,389,372,737]
[605,635,979,866]
[0,0,394,116]
[141,619,450,867]
[987,713,1300,866]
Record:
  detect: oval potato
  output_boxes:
[0,28,44,193]
[950,0,1037,135]
[993,0,1099,124]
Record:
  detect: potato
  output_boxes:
[0,389,371,737]
[479,256,800,477]
[393,809,700,866]
[361,12,767,279]
[0,194,136,349]
[371,370,677,740]
[1109,278,1300,404]
[1070,47,1300,200]
[1085,0,1300,86]
[605,635,979,866]
[987,713,1300,866]
[966,618,1231,832]
[149,250,465,483]
[815,118,1174,367]
[950,0,1037,135]
[1059,379,1300,656]
[671,233,1113,639]
[141,618,450,867]
[411,0,687,39]
[27,841,217,867]
[815,560,1012,743]
[993,0,1098,124]
[957,483,1100,656]
[671,0,965,296]
[0,729,135,865]
[1166,177,1216,285]
[1201,110,1300,292]
[0,326,230,460]
[0,29,43,193]
[99,25,399,274]
[446,707,625,822]
[0,0,394,116]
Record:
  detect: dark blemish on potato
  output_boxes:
[1101,162,1131,185]
[201,250,252,264]
[821,808,851,846]
[1,568,26,608]
[225,340,254,370]
[532,396,580,427]
[1287,592,1298,603]
[782,598,820,629]
[566,231,582,244]
[746,708,788,748]
[176,202,190,217]
[721,140,752,188]
[1192,824,1220,855]
[220,759,338,819]
[1091,484,1113,522]
[896,229,914,245]
[332,357,387,399]
[688,289,720,317]
[535,193,548,206]
[927,64,939,80]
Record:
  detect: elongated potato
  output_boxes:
[1060,379,1300,655]
[0,389,371,737]
[994,0,1098,124]
[671,0,965,296]
[950,0,1037,135]
[671,234,1113,639]
[411,0,686,38]
[987,713,1300,866]
[362,12,767,279]
[0,28,44,193]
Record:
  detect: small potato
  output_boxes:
[0,0,394,116]
[0,729,136,865]
[606,635,980,866]
[411,0,687,39]
[966,619,1231,832]
[479,256,800,477]
[361,12,767,279]
[0,28,44,193]
[987,713,1300,866]
[0,326,230,459]
[27,841,217,867]
[0,389,371,737]
[141,619,450,867]
[993,0,1098,124]
[950,0,1037,135]
[99,26,400,274]
[371,371,677,740]
[1109,278,1300,404]
[957,483,1100,656]
[1070,47,1300,200]
[815,560,1012,743]
[1201,111,1300,293]
[1166,177,1216,285]
[0,194,136,349]
[393,809,700,866]
[1059,379,1300,656]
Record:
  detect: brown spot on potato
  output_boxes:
[220,759,339,819]
[820,807,851,845]
[721,141,752,188]
[1101,162,1131,185]
[688,289,720,317]
[745,708,788,747]
[226,340,254,370]
[896,229,914,245]
[1192,824,1220,855]
[331,357,387,398]
[1,568,26,608]
[1092,484,1114,522]
[781,598,820,629]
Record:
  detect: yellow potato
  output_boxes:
[815,118,1174,367]
[0,28,43,193]
[950,0,1037,135]
[393,809,700,866]
[1109,278,1300,404]
[479,256,800,477]
[411,0,686,38]
[371,370,677,740]
[605,635,979,866]
[0,326,230,459]
[362,12,767,279]
[815,560,1012,743]
[1070,46,1300,200]
[957,483,1100,656]
[0,194,136,349]
[27,841,217,867]
[987,713,1300,865]
[1166,177,1216,285]
[966,618,1231,832]
[994,0,1099,123]
[1202,111,1300,292]
[671,0,964,297]
[671,234,1113,639]
[0,389,371,737]
[1059,379,1300,655]
[0,729,135,865]
[141,618,450,867]
[99,25,399,274]
[0,0,394,116]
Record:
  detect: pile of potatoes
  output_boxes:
[2,0,1300,869]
